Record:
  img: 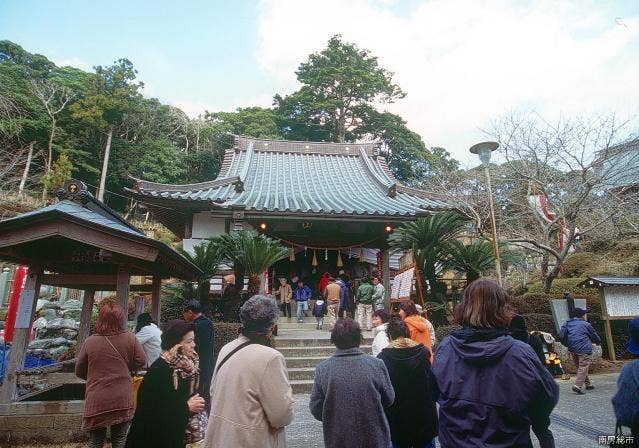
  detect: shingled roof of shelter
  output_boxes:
[128,135,455,218]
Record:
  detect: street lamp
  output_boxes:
[470,141,502,285]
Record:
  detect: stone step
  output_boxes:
[284,356,328,368]
[277,322,323,330]
[290,379,314,394]
[287,367,316,381]
[276,337,373,347]
[277,345,372,358]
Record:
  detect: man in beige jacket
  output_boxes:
[204,295,294,448]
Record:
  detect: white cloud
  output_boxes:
[256,0,639,163]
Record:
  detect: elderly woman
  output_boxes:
[204,295,294,448]
[126,320,206,448]
[75,301,146,448]
[310,318,395,448]
[433,279,559,448]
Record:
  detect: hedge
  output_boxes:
[522,313,556,336]
[508,294,553,315]
[434,324,462,345]
[213,322,242,363]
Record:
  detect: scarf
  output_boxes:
[389,337,419,349]
[161,345,200,392]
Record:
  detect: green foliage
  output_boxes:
[42,153,72,194]
[215,230,288,277]
[561,252,601,278]
[206,107,279,139]
[388,212,468,302]
[508,293,553,315]
[179,240,224,303]
[136,138,186,183]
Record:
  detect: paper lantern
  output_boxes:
[312,250,318,267]
[359,247,364,263]
[289,247,296,262]
[337,251,343,267]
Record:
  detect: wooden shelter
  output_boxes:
[0,179,201,409]
[128,135,457,301]
[578,276,639,361]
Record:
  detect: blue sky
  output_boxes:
[2,0,638,164]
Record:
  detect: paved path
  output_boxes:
[286,372,621,448]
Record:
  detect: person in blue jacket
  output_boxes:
[294,280,312,323]
[558,307,601,394]
[432,279,559,448]
[612,317,639,445]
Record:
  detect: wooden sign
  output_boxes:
[603,286,639,317]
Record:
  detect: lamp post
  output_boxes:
[470,141,502,285]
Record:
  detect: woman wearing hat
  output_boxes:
[126,320,206,448]
[612,317,639,445]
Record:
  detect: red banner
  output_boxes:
[4,266,28,343]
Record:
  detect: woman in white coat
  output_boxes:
[135,313,162,367]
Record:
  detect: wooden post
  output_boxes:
[117,266,130,328]
[151,276,161,324]
[600,288,616,362]
[381,249,391,310]
[0,267,42,403]
[76,289,95,350]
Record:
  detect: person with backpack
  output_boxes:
[558,307,601,394]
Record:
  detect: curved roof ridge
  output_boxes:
[128,175,240,193]
[234,134,380,156]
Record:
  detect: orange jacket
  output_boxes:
[404,315,434,362]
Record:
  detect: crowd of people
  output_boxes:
[74,278,639,448]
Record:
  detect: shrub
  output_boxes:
[522,313,557,336]
[561,252,600,278]
[213,322,241,363]
[435,324,462,344]
[509,293,553,315]
[587,313,631,360]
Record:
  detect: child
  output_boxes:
[559,307,602,395]
[313,298,327,330]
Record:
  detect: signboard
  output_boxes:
[603,286,639,317]
[391,268,415,300]
[550,299,587,334]
[14,287,36,329]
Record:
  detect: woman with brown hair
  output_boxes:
[432,279,559,448]
[75,300,146,448]
[399,300,433,361]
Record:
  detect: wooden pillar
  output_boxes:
[76,288,95,350]
[0,267,42,403]
[117,266,130,329]
[600,288,616,361]
[381,249,391,310]
[151,276,161,324]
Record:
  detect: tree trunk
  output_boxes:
[42,120,57,199]
[247,275,261,299]
[18,141,35,196]
[97,127,113,202]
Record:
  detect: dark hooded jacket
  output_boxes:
[432,328,559,448]
[377,340,438,447]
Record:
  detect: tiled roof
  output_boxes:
[129,135,454,217]
[11,199,144,237]
[579,277,639,288]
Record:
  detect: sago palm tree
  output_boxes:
[215,230,288,298]
[446,239,525,283]
[388,211,468,302]
[179,240,224,303]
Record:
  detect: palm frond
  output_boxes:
[214,230,288,276]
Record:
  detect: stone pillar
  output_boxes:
[76,289,95,350]
[0,267,10,306]
[0,267,42,403]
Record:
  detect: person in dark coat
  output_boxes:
[433,279,559,448]
[558,307,601,394]
[126,320,206,448]
[310,318,395,448]
[510,314,557,448]
[612,317,639,446]
[378,318,438,448]
[183,300,214,410]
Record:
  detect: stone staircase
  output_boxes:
[275,317,373,394]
